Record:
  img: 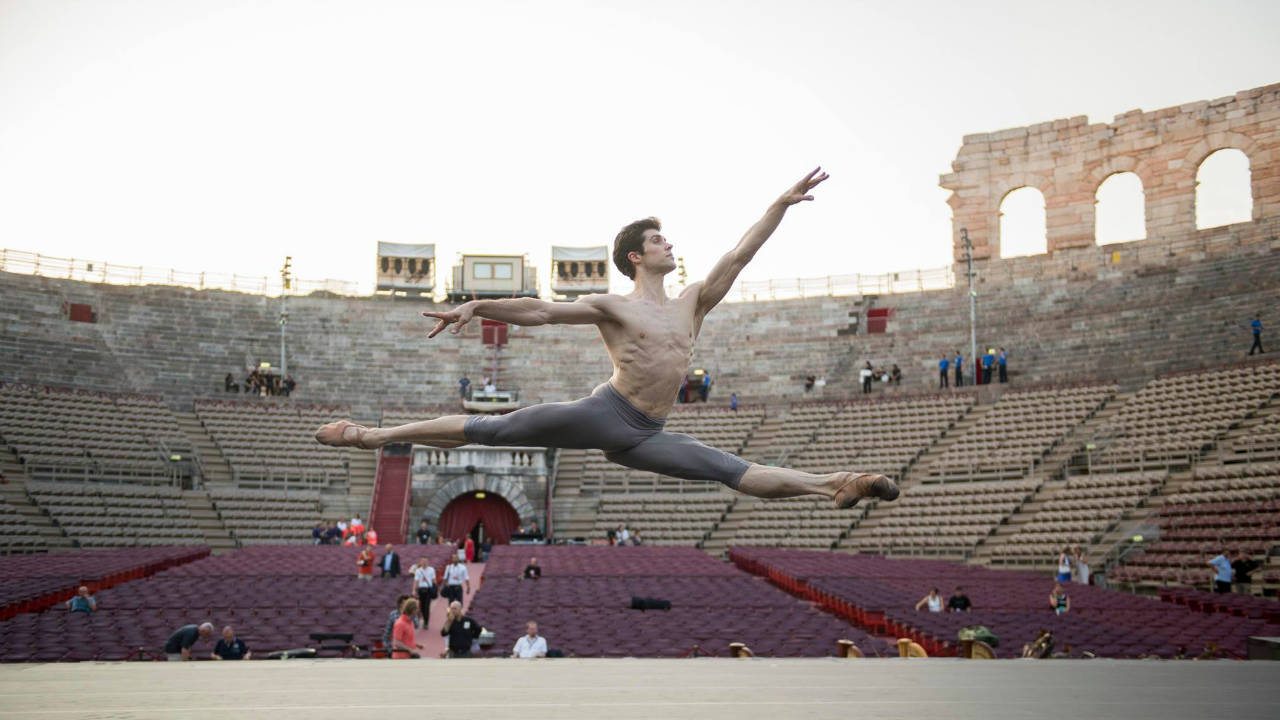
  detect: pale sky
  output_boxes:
[1,0,1276,296]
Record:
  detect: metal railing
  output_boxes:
[731,265,955,301]
[0,247,359,297]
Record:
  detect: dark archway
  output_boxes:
[438,491,520,545]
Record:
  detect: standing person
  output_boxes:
[1055,548,1073,584]
[409,557,438,626]
[464,535,475,564]
[391,598,423,659]
[458,375,472,400]
[1071,546,1091,585]
[441,556,471,605]
[890,364,902,387]
[511,621,548,659]
[64,586,96,613]
[1249,315,1264,355]
[164,622,214,661]
[859,362,873,395]
[981,350,993,385]
[1231,550,1260,593]
[997,347,1009,383]
[316,168,899,513]
[914,588,943,613]
[1049,584,1070,615]
[440,601,483,658]
[938,354,950,389]
[356,546,375,581]
[379,544,401,579]
[729,392,739,412]
[953,350,963,387]
[211,626,250,660]
[1208,550,1234,593]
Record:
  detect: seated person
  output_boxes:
[65,586,96,614]
[914,587,943,613]
[521,557,541,580]
[947,586,971,613]
[212,626,250,660]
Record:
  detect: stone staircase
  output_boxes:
[701,495,761,557]
[181,490,236,551]
[738,408,789,464]
[0,479,74,551]
[173,409,233,486]
[549,448,600,541]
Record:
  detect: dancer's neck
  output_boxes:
[629,271,670,305]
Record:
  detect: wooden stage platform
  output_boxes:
[1,658,1278,720]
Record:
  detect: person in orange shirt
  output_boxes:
[356,546,375,580]
[391,598,421,659]
[365,528,379,546]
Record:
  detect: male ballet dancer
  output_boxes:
[317,168,899,509]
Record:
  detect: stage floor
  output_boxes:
[1,658,1278,720]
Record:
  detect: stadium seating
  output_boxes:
[592,492,732,546]
[928,385,1115,480]
[788,394,974,477]
[1109,463,1280,588]
[730,548,1280,659]
[0,498,46,553]
[0,545,452,661]
[844,479,1038,556]
[470,545,891,657]
[989,471,1165,562]
[193,399,351,487]
[0,546,208,621]
[1090,364,1280,470]
[207,487,323,545]
[0,383,190,482]
[26,481,205,547]
[726,495,869,549]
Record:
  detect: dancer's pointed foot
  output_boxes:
[315,420,375,449]
[832,472,899,509]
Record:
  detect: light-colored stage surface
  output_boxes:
[1,658,1278,720]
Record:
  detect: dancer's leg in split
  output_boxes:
[315,416,470,449]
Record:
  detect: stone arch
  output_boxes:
[1195,147,1254,229]
[997,185,1048,258]
[421,474,536,527]
[1094,171,1147,245]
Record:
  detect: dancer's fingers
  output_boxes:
[428,318,449,338]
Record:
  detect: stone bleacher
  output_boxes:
[26,482,203,547]
[194,399,351,488]
[789,395,973,477]
[0,383,190,482]
[928,385,1115,481]
[592,492,732,547]
[845,479,1039,556]
[207,487,323,545]
[1091,363,1280,469]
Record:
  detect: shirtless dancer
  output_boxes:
[316,168,898,508]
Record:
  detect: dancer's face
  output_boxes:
[630,229,677,277]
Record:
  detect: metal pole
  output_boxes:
[279,294,288,378]
[962,228,978,378]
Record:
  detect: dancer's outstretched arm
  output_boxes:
[695,167,829,316]
[422,294,609,338]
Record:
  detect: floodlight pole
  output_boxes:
[280,257,292,379]
[961,229,978,375]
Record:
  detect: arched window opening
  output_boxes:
[1196,148,1252,229]
[999,186,1047,258]
[1095,172,1146,245]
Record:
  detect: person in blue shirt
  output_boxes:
[998,347,1009,383]
[65,586,96,613]
[1208,550,1233,593]
[212,626,250,660]
[953,351,963,387]
[938,355,950,388]
[729,392,739,411]
[981,351,994,385]
[1249,315,1264,355]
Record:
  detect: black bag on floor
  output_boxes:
[630,596,671,611]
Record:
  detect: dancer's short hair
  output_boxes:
[613,217,661,280]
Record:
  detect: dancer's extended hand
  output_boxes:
[422,302,476,338]
[777,167,829,206]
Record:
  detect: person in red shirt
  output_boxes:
[365,528,379,546]
[464,536,475,563]
[391,598,421,659]
[356,547,375,580]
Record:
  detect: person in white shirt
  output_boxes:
[409,557,437,626]
[616,524,631,545]
[442,558,470,605]
[511,621,547,659]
